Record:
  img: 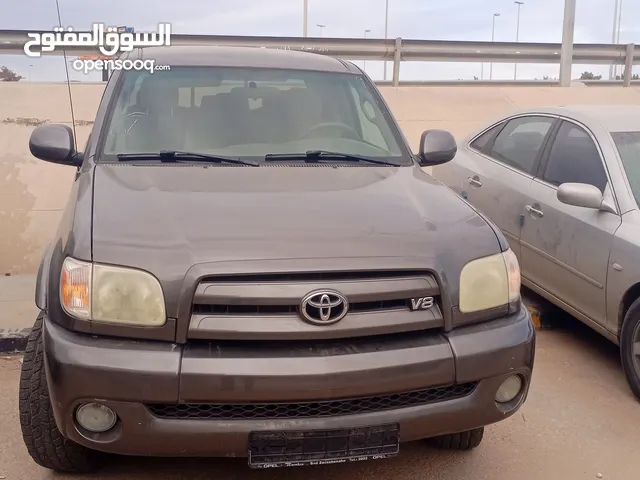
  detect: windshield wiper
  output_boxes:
[264,150,402,167]
[117,150,258,166]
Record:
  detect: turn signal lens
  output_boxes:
[60,257,91,319]
[503,248,521,304]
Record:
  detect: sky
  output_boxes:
[0,0,638,83]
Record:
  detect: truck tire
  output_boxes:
[427,427,484,450]
[620,297,640,401]
[19,313,105,473]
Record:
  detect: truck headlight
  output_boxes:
[60,257,166,326]
[458,248,521,313]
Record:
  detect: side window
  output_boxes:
[489,116,555,174]
[103,71,147,153]
[543,121,607,193]
[470,123,504,153]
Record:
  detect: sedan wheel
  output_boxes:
[620,297,640,401]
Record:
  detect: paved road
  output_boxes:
[1,318,640,480]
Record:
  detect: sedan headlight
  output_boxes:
[60,257,166,326]
[459,248,521,313]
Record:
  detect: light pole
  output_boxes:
[615,0,624,78]
[559,0,576,87]
[610,0,620,78]
[364,29,371,72]
[317,24,326,38]
[514,1,524,80]
[490,13,500,80]
[29,64,33,82]
[303,0,308,37]
[383,0,389,81]
[616,0,624,44]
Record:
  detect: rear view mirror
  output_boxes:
[29,124,82,167]
[361,100,377,122]
[557,183,616,214]
[418,129,457,166]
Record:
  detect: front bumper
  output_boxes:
[43,305,535,457]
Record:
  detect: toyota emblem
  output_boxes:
[300,290,349,326]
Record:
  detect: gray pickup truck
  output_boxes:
[20,45,534,473]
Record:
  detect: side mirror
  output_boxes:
[29,124,82,166]
[557,182,616,213]
[418,129,457,166]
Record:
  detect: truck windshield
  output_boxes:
[99,66,412,165]
[611,131,640,205]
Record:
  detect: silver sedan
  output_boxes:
[432,105,640,400]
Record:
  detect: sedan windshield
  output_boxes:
[611,132,640,205]
[100,66,411,165]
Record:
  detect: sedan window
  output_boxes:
[469,123,504,153]
[489,116,555,174]
[611,131,640,205]
[542,121,607,193]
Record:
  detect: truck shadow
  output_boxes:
[523,286,632,399]
[524,286,621,364]
[67,442,481,480]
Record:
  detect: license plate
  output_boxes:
[248,424,399,469]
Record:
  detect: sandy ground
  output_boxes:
[1,316,639,480]
[0,275,37,331]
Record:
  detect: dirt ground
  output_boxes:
[1,316,639,480]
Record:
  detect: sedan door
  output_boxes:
[520,119,622,329]
[436,115,557,263]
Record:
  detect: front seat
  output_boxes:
[190,91,249,151]
[126,81,185,152]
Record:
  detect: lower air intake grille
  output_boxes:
[146,383,477,420]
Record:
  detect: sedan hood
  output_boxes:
[91,164,502,315]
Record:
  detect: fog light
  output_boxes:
[76,403,117,433]
[495,375,523,403]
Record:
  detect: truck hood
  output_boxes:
[91,164,502,315]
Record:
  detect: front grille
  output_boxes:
[199,270,435,282]
[192,298,410,316]
[191,270,441,316]
[146,383,477,420]
[188,269,444,340]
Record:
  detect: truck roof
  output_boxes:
[127,45,360,74]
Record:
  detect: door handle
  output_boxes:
[525,205,544,217]
[468,176,482,187]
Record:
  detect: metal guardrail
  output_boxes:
[0,30,637,87]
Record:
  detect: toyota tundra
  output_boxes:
[19,45,535,473]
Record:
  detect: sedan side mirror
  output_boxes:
[418,129,457,166]
[29,124,82,167]
[557,182,616,214]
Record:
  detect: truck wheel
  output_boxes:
[19,313,105,473]
[620,297,640,401]
[427,427,484,450]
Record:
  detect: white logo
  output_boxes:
[24,23,172,58]
[300,290,349,325]
[410,297,434,311]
